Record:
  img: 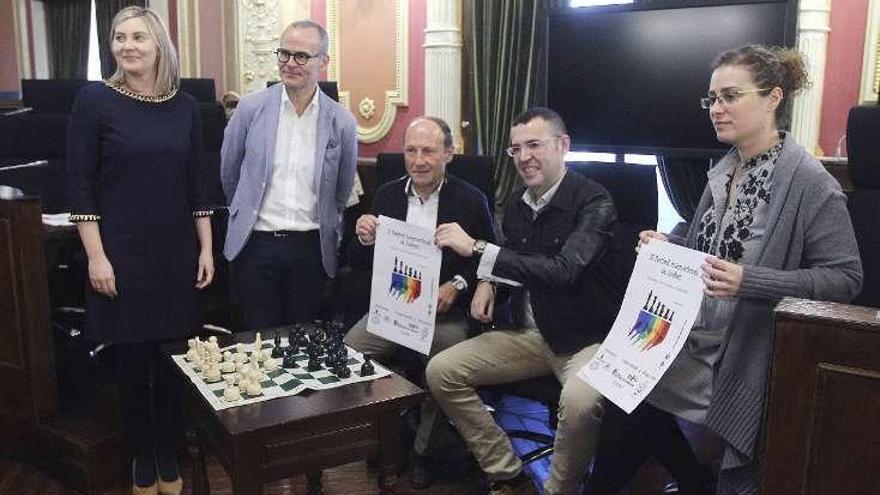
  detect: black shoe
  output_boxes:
[409,452,434,489]
[488,471,537,495]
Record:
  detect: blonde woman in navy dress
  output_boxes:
[67,7,213,495]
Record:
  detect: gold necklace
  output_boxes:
[104,80,177,103]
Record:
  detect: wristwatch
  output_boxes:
[451,275,467,291]
[472,239,487,257]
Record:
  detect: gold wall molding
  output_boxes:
[327,0,409,144]
[860,0,880,104]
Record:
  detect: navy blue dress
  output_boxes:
[67,82,209,344]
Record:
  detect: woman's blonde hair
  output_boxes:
[106,6,179,95]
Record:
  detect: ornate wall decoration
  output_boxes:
[860,0,880,103]
[358,97,376,120]
[235,0,281,94]
[327,1,409,143]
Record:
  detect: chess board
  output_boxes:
[172,340,392,411]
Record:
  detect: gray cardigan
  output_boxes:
[682,135,862,473]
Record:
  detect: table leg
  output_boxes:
[306,470,323,495]
[377,410,403,494]
[187,427,210,495]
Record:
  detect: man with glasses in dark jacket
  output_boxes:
[430,107,629,495]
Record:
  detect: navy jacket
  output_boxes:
[349,174,497,308]
[493,172,629,354]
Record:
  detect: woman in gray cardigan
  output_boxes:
[587,45,863,495]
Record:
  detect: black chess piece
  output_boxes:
[334,362,351,378]
[307,356,322,372]
[282,352,298,369]
[271,332,285,358]
[360,354,375,376]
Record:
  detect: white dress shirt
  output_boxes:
[254,86,321,231]
[358,177,468,290]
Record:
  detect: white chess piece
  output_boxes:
[264,358,279,372]
[246,381,261,396]
[205,366,222,383]
[223,385,241,402]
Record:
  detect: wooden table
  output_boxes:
[164,333,424,495]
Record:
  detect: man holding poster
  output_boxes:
[429,107,631,495]
[344,116,495,488]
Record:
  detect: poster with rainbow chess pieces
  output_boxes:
[578,239,706,413]
[367,215,442,355]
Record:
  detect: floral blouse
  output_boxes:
[695,135,784,263]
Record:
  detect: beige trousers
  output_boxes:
[344,309,469,456]
[425,328,603,495]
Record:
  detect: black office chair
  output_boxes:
[489,161,659,464]
[180,78,217,103]
[846,105,880,308]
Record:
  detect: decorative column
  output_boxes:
[791,0,831,156]
[177,0,201,77]
[859,0,880,104]
[424,0,463,151]
[12,0,31,81]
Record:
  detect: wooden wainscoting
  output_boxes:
[763,298,880,494]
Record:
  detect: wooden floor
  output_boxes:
[0,401,720,495]
[0,456,482,495]
[0,434,718,495]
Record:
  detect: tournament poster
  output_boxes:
[367,215,442,355]
[579,239,706,413]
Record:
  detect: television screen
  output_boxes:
[548,1,796,154]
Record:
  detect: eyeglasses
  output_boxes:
[275,48,323,66]
[506,136,561,158]
[700,88,770,109]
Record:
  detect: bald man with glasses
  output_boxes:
[221,20,358,331]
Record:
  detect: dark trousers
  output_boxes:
[112,342,182,456]
[233,230,330,332]
[586,402,712,495]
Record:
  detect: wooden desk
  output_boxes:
[165,334,424,495]
[763,298,880,494]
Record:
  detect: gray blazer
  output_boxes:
[220,83,358,277]
[683,134,862,488]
